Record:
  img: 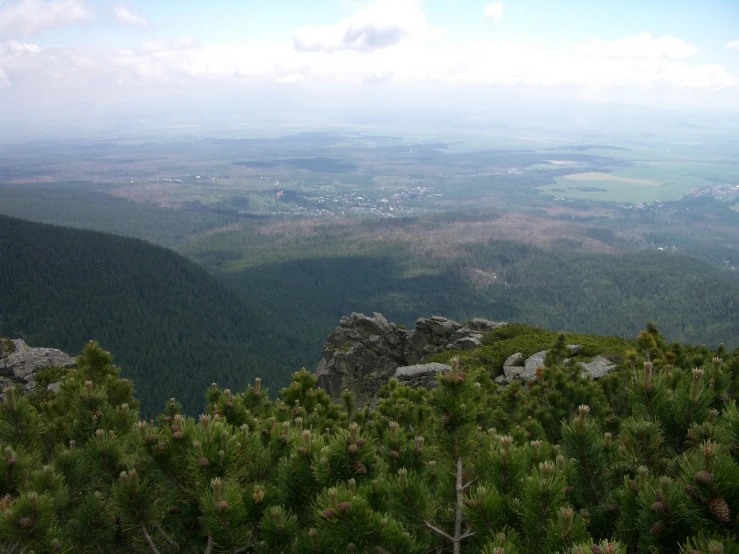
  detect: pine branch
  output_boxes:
[157,525,176,547]
[141,522,161,554]
[462,479,476,492]
[425,458,472,554]
[424,522,454,543]
[454,457,463,554]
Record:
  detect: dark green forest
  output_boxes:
[0,215,303,416]
[4,212,739,419]
[0,186,238,247]
[219,241,739,365]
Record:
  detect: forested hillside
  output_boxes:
[0,215,302,415]
[217,242,739,365]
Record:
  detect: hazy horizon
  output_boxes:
[0,0,738,140]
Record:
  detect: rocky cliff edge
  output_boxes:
[0,338,75,397]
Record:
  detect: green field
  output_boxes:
[538,165,709,203]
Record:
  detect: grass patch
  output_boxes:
[1,337,16,356]
[426,323,635,375]
[538,165,708,203]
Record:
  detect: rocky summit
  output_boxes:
[0,338,75,397]
[316,313,621,406]
[315,313,505,407]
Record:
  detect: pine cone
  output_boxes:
[216,500,229,512]
[296,447,308,456]
[708,497,731,523]
[347,444,359,454]
[695,470,713,487]
[389,450,400,460]
[351,462,367,474]
[320,508,336,519]
[337,501,352,514]
[199,457,209,467]
[684,485,704,503]
[357,438,366,447]
[649,521,666,536]
[650,501,667,513]
[591,546,601,554]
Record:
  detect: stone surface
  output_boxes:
[453,337,482,351]
[0,338,75,395]
[394,363,452,390]
[495,346,586,385]
[315,313,506,406]
[503,352,525,381]
[580,355,617,379]
[520,350,548,382]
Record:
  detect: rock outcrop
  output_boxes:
[496,347,617,386]
[0,338,75,395]
[579,355,617,379]
[316,313,622,405]
[393,363,452,390]
[315,313,505,406]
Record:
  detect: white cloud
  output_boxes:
[726,40,739,51]
[0,30,735,112]
[0,66,10,87]
[581,32,698,59]
[0,0,91,40]
[483,2,503,22]
[113,5,149,27]
[140,36,198,53]
[293,0,427,52]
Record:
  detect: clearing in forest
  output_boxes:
[562,172,662,186]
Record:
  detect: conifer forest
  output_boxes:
[2,323,738,553]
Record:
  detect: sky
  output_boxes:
[0,0,738,125]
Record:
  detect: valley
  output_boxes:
[2,118,739,415]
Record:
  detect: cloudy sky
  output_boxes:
[0,0,738,123]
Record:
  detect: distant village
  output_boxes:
[272,185,443,217]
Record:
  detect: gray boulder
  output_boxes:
[394,363,452,390]
[580,355,617,379]
[520,350,548,382]
[497,345,585,385]
[503,352,525,381]
[0,338,75,394]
